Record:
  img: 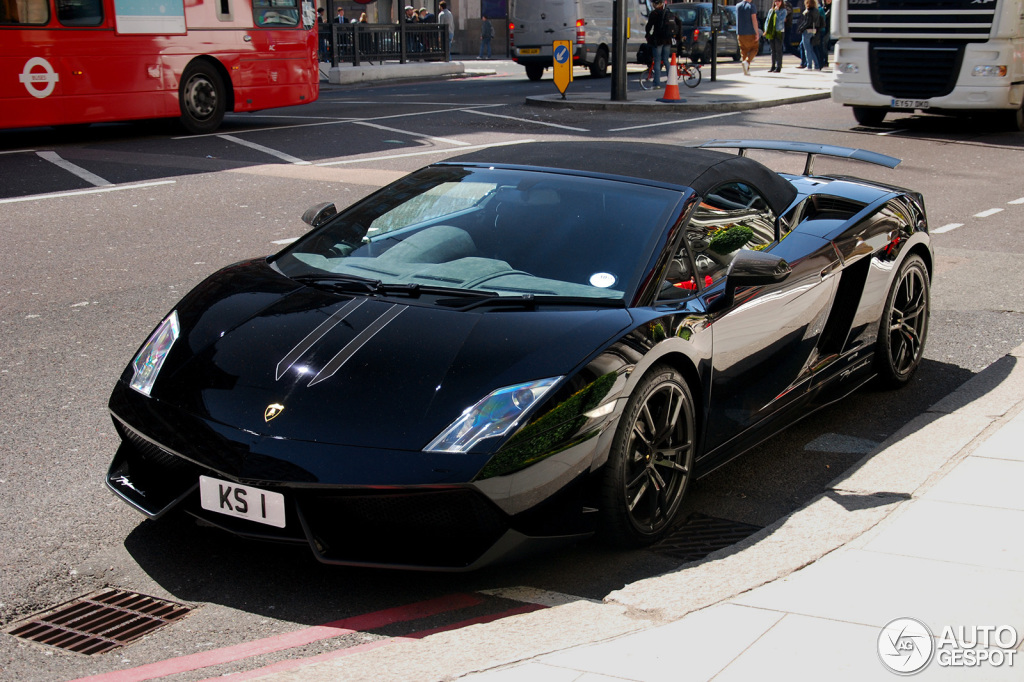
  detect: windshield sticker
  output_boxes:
[590,272,616,288]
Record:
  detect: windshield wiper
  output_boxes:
[435,294,627,312]
[294,274,498,300]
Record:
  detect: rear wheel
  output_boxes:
[639,67,655,90]
[681,64,701,88]
[589,47,609,77]
[600,366,695,546]
[875,254,929,388]
[524,63,544,81]
[179,61,226,134]
[853,106,886,127]
[701,44,713,64]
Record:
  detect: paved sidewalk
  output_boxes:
[257,344,1024,682]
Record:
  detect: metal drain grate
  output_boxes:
[651,513,763,562]
[7,589,191,655]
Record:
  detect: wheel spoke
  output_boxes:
[654,455,689,474]
[628,479,649,512]
[626,468,648,490]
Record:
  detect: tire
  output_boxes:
[639,68,655,90]
[1005,102,1024,131]
[524,63,544,81]
[179,60,226,135]
[731,50,741,62]
[600,365,696,547]
[589,48,609,78]
[875,254,929,388]
[853,106,886,127]
[681,64,701,88]
[701,44,713,64]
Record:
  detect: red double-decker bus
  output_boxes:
[1,0,319,133]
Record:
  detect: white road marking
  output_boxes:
[608,111,742,132]
[353,120,470,146]
[1008,197,1024,205]
[272,237,300,245]
[932,223,963,234]
[876,129,908,137]
[36,151,112,186]
[316,138,537,166]
[0,149,35,155]
[218,134,311,165]
[974,208,1003,218]
[0,180,175,205]
[462,108,589,131]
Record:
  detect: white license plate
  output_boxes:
[891,98,929,110]
[518,48,540,55]
[199,475,286,528]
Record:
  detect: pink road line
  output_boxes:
[70,593,483,682]
[202,602,549,682]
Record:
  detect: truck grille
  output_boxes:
[869,44,963,99]
[847,0,993,41]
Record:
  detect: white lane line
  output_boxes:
[974,208,1003,218]
[609,111,742,132]
[218,134,311,165]
[1008,197,1024,205]
[353,120,470,146]
[36,151,112,187]
[0,180,175,205]
[876,129,908,137]
[272,237,300,245]
[1,149,35,155]
[462,109,589,132]
[316,138,537,166]
[932,223,964,234]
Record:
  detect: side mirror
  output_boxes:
[301,202,337,228]
[706,250,791,314]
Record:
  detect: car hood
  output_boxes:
[150,260,633,452]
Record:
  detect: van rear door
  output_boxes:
[512,0,577,50]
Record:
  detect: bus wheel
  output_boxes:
[179,61,226,134]
[853,106,886,127]
[525,64,544,81]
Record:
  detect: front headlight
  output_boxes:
[972,65,1007,77]
[129,311,180,396]
[424,377,562,453]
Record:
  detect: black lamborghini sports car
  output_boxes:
[107,140,932,570]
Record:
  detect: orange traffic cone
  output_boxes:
[658,52,685,103]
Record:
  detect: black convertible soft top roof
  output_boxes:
[442,141,799,215]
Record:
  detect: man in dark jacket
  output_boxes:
[645,0,680,88]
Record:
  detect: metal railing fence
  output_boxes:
[319,23,451,67]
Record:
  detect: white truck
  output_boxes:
[831,0,1024,129]
[510,0,654,80]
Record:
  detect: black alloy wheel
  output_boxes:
[876,254,929,387]
[179,60,226,134]
[601,365,695,546]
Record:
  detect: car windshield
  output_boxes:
[672,8,699,25]
[274,166,680,302]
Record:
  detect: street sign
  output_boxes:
[552,40,572,98]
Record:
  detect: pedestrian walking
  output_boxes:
[798,0,823,70]
[479,14,494,59]
[815,0,831,68]
[645,0,679,89]
[735,0,760,75]
[764,0,786,72]
[438,1,454,51]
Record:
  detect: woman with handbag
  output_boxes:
[798,0,822,71]
[764,0,787,72]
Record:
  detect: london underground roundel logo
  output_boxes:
[19,57,60,99]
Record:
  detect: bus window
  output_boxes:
[253,0,298,26]
[1,0,50,24]
[57,0,103,25]
[217,0,233,22]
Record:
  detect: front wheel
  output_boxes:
[680,64,701,88]
[875,254,929,388]
[639,67,654,90]
[524,63,544,81]
[600,365,696,547]
[179,60,226,135]
[853,106,886,127]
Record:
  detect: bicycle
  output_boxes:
[638,56,701,90]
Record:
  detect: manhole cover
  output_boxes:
[7,589,191,655]
[651,513,763,561]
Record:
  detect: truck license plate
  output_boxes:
[891,99,929,110]
[199,475,286,528]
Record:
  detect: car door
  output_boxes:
[685,181,840,458]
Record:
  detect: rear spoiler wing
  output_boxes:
[699,140,901,176]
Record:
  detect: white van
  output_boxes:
[510,0,654,80]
